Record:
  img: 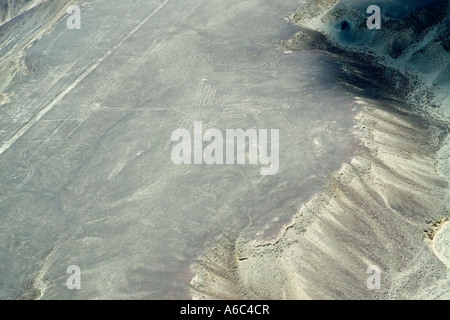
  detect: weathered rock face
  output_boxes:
[293,0,450,57]
[291,0,450,118]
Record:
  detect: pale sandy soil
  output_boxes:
[430,220,450,268]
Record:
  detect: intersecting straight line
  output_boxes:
[0,0,171,157]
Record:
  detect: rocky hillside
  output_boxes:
[291,0,450,118]
[0,0,45,26]
[0,0,74,95]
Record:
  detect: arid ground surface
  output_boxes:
[0,0,449,299]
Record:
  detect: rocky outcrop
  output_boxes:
[291,0,450,118]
